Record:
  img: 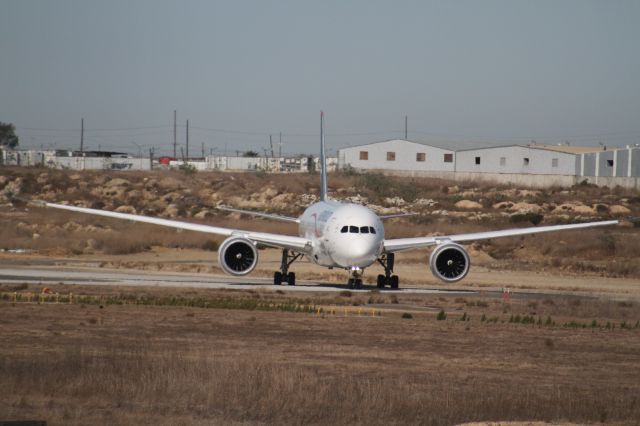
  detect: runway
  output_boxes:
[0,265,478,295]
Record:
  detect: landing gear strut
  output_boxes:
[376,253,399,289]
[274,249,302,286]
[347,266,364,290]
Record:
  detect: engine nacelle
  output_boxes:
[429,242,470,283]
[218,237,258,276]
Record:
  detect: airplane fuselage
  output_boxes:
[298,201,384,269]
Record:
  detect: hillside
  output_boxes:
[1,167,639,278]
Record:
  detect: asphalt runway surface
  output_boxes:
[0,265,601,302]
[0,265,482,294]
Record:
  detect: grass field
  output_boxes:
[1,284,639,425]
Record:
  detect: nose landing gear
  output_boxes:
[274,249,302,286]
[347,266,364,289]
[376,253,399,289]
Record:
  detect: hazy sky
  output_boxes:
[1,0,639,156]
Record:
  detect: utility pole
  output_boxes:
[173,110,177,158]
[269,135,274,158]
[201,142,205,158]
[404,115,408,140]
[149,147,154,170]
[80,118,84,154]
[185,119,189,159]
[279,132,282,158]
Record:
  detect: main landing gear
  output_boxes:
[274,249,302,286]
[376,253,399,289]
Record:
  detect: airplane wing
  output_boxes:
[217,205,300,223]
[383,220,618,253]
[33,200,312,252]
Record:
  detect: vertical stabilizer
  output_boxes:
[320,111,328,201]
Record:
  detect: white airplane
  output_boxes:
[35,113,618,289]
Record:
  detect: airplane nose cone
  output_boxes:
[332,239,379,267]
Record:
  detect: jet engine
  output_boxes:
[429,242,470,283]
[218,237,258,276]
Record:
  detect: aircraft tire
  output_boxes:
[355,279,363,289]
[390,275,399,289]
[347,278,355,289]
[274,272,283,285]
[287,272,296,286]
[376,275,385,288]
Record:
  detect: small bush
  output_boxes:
[436,309,447,321]
[401,312,413,319]
[510,212,544,226]
[201,240,219,251]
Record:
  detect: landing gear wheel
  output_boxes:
[376,253,397,289]
[347,278,355,289]
[355,279,363,289]
[390,275,399,289]
[275,249,302,287]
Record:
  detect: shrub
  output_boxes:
[401,313,413,319]
[201,240,219,251]
[510,212,544,226]
[436,309,447,321]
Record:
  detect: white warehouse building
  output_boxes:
[455,145,582,176]
[338,139,455,173]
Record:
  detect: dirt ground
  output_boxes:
[1,268,640,425]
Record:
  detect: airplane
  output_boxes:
[32,113,618,289]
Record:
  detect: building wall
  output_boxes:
[580,148,640,177]
[598,151,615,177]
[339,140,455,172]
[615,150,629,177]
[455,146,577,175]
[46,156,151,170]
[206,156,314,172]
[632,148,640,177]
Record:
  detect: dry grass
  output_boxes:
[1,285,640,425]
[2,345,637,426]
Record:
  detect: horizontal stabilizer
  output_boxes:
[217,205,300,223]
[379,212,417,220]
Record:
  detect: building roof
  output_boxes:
[456,144,608,155]
[530,144,606,154]
[338,139,454,151]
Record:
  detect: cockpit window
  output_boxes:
[342,225,376,234]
